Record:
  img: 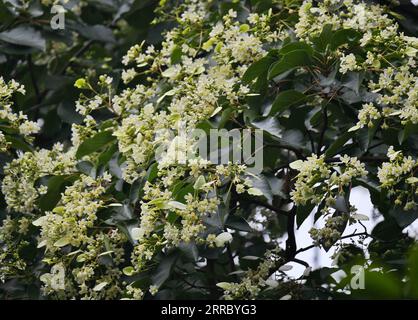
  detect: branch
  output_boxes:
[27,55,41,104]
[285,206,297,260]
[251,199,289,217]
[295,232,369,255]
[266,143,305,159]
[317,106,328,155]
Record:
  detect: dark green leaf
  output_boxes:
[269,90,307,116]
[76,130,116,159]
[268,50,312,79]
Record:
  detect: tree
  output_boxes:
[1,0,418,300]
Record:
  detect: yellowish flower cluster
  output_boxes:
[2,143,76,213]
[290,154,366,209]
[0,215,32,281]
[309,214,348,248]
[297,0,418,128]
[129,162,252,273]
[34,173,111,251]
[0,77,40,142]
[296,0,394,42]
[40,230,127,299]
[378,147,418,210]
[216,247,283,300]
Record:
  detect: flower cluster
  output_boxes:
[2,144,75,213]
[290,154,367,209]
[378,147,418,210]
[0,77,40,148]
[216,247,284,300]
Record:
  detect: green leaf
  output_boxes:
[279,42,313,56]
[330,29,361,50]
[247,187,263,196]
[69,23,115,43]
[225,215,253,232]
[268,50,312,79]
[390,207,418,229]
[5,135,33,152]
[193,175,206,190]
[297,203,315,228]
[269,90,307,116]
[54,236,70,248]
[332,196,349,213]
[242,54,276,83]
[152,253,178,288]
[93,282,108,291]
[123,266,135,276]
[0,25,46,51]
[38,175,78,212]
[325,131,354,157]
[76,130,116,159]
[372,219,403,241]
[76,161,95,176]
[251,117,281,138]
[398,122,418,145]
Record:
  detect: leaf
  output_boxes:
[178,242,199,261]
[248,175,274,204]
[268,50,312,79]
[145,162,158,182]
[152,253,178,288]
[242,54,276,83]
[279,42,313,56]
[390,207,418,229]
[53,237,70,248]
[76,161,95,176]
[70,23,115,43]
[193,175,206,190]
[225,215,253,232]
[297,203,315,228]
[76,130,115,159]
[352,214,369,221]
[5,135,33,152]
[333,195,349,213]
[38,175,78,212]
[251,117,281,138]
[325,131,354,157]
[330,29,361,50]
[398,122,418,145]
[93,282,108,291]
[372,219,403,241]
[166,201,187,210]
[312,24,333,52]
[269,90,307,116]
[0,25,45,51]
[247,187,263,196]
[123,266,135,276]
[289,160,304,170]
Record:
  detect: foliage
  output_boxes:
[1,0,418,300]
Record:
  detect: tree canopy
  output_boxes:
[1,0,418,300]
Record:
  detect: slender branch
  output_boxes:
[291,258,309,268]
[317,106,328,155]
[251,199,289,217]
[266,143,305,159]
[226,243,236,273]
[285,206,297,260]
[27,55,41,104]
[295,232,369,255]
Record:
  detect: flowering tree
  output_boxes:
[1,0,418,300]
